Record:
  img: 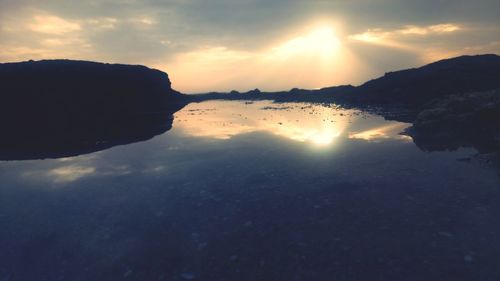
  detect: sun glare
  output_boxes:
[173,101,350,147]
[272,26,341,59]
[309,130,342,145]
[159,22,365,93]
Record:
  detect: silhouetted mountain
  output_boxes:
[191,54,500,157]
[1,55,499,159]
[195,54,500,114]
[353,54,500,105]
[0,59,189,160]
[193,85,356,103]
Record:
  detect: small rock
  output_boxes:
[494,133,500,142]
[437,232,453,238]
[464,255,473,262]
[0,273,12,281]
[191,232,200,241]
[123,269,133,278]
[197,242,208,250]
[181,272,196,280]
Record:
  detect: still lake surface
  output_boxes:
[1,101,499,281]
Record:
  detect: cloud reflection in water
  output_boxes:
[349,123,413,142]
[172,101,411,146]
[48,165,96,183]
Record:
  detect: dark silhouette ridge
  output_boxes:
[193,54,500,121]
[0,55,499,160]
[191,54,500,158]
[0,59,189,160]
[353,54,500,106]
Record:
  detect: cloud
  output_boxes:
[0,11,160,63]
[29,15,81,34]
[132,17,155,26]
[346,23,474,64]
[159,25,365,92]
[349,23,462,48]
[87,17,119,30]
[427,24,461,33]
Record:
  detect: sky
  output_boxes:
[0,0,499,93]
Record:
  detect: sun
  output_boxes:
[272,25,341,59]
[309,26,341,49]
[309,130,342,146]
[163,22,354,92]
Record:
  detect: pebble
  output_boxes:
[123,270,133,278]
[437,232,453,238]
[0,274,12,281]
[181,272,196,280]
[464,255,473,262]
[197,242,208,250]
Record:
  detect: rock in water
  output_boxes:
[406,89,500,153]
[180,272,196,280]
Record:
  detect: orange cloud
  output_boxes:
[155,25,365,93]
[29,15,81,34]
[349,23,462,49]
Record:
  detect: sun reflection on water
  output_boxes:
[172,101,411,147]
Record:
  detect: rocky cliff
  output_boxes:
[0,59,188,159]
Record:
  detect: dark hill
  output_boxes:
[1,55,499,159]
[0,59,186,113]
[194,54,500,113]
[353,54,500,105]
[0,59,188,160]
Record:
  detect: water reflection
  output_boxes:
[173,101,411,146]
[0,110,181,161]
[348,123,413,142]
[47,165,97,183]
[1,101,500,281]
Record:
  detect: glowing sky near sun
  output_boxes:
[0,0,499,93]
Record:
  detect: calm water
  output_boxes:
[1,101,499,281]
